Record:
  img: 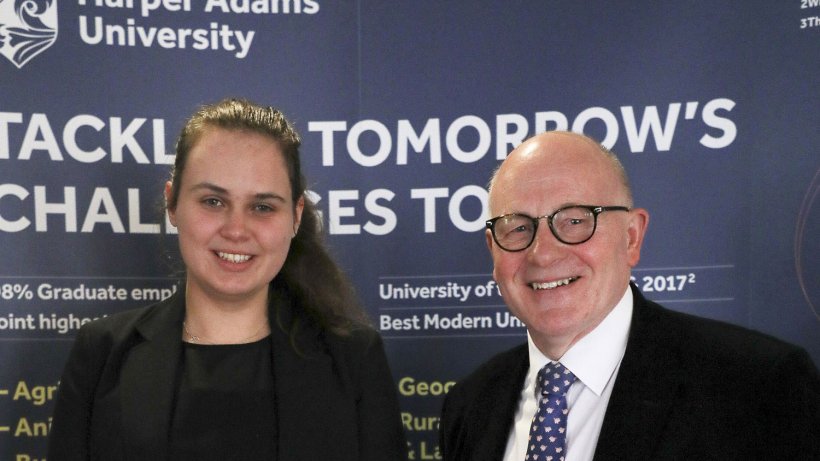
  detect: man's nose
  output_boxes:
[527,221,566,261]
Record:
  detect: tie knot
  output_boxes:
[536,362,576,397]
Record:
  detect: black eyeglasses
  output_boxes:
[486,205,630,251]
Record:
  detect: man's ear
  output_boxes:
[626,208,649,267]
[485,228,495,252]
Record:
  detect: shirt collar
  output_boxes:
[526,285,633,396]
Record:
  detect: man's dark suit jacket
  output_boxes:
[47,287,407,461]
[440,285,820,460]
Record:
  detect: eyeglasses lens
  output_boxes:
[551,207,595,244]
[493,207,596,250]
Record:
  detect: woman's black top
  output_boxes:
[169,336,276,460]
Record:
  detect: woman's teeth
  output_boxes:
[218,252,251,263]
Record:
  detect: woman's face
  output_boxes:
[166,127,303,305]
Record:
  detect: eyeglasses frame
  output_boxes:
[485,205,631,251]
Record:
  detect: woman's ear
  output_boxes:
[164,181,177,226]
[293,194,305,237]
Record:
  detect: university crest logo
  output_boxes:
[0,0,58,69]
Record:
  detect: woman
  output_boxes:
[47,98,408,460]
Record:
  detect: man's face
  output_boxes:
[487,133,648,358]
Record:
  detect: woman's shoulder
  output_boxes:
[75,305,148,340]
[323,322,383,352]
[318,323,393,382]
[75,294,179,345]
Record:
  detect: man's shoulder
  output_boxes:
[636,295,815,372]
[448,343,528,399]
[622,293,820,458]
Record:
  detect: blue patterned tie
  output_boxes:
[525,362,577,461]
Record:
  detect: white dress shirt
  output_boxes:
[502,286,633,461]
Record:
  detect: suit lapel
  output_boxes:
[593,286,684,460]
[466,346,529,461]
[119,291,186,461]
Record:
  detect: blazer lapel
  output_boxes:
[593,286,684,461]
[270,294,357,461]
[119,291,186,461]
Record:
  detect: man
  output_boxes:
[440,131,819,460]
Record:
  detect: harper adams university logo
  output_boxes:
[0,0,58,68]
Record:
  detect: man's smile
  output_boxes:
[530,276,579,290]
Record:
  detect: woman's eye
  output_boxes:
[254,203,275,213]
[203,198,223,207]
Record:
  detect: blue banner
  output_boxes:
[1,1,818,458]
